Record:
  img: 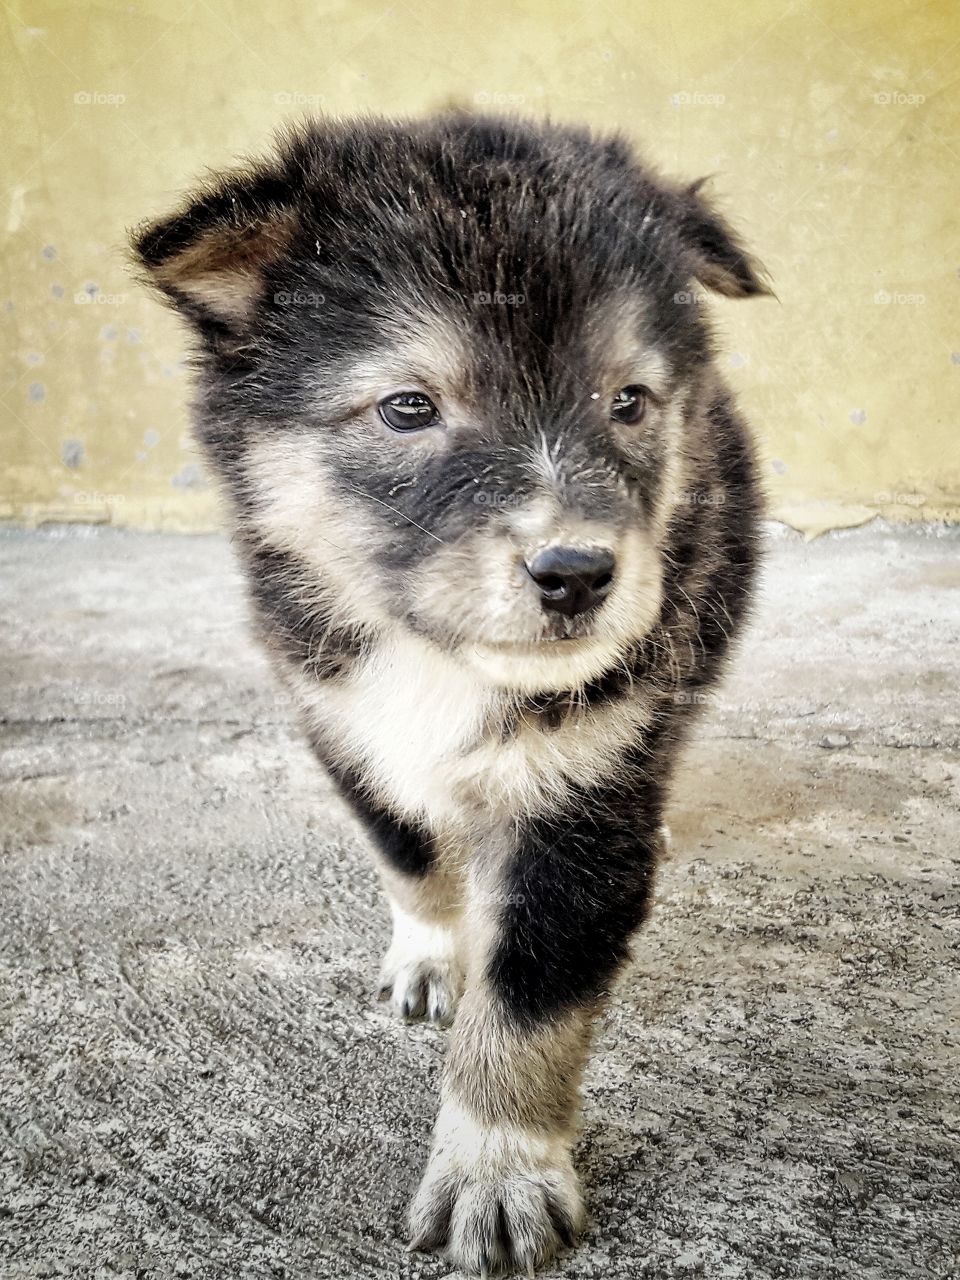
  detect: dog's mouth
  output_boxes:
[480,608,609,648]
[477,636,598,654]
[465,632,626,694]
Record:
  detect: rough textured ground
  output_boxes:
[1,524,958,1280]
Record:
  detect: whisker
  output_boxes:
[344,485,445,544]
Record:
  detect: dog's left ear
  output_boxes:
[130,166,299,333]
[672,178,770,299]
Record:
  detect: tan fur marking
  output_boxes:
[446,987,595,1133]
[378,833,467,928]
[153,210,298,324]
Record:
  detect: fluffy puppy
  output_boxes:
[132,113,767,1276]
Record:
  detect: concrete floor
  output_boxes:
[1,524,958,1280]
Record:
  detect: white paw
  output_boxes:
[409,1100,584,1275]
[377,902,463,1027]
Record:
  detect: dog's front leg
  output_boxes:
[410,789,662,1274]
[376,851,465,1027]
[322,756,466,1025]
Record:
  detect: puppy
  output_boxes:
[132,114,766,1276]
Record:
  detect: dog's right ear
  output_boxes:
[672,177,771,299]
[130,166,299,334]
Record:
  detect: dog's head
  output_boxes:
[133,116,767,694]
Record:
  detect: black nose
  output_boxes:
[525,545,616,617]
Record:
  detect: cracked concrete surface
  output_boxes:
[1,524,958,1279]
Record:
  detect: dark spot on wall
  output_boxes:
[62,439,85,468]
[171,464,207,489]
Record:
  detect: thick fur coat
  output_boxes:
[133,113,767,1276]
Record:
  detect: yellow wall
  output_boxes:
[2,0,957,534]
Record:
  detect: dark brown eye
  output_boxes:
[611,385,648,426]
[378,391,441,432]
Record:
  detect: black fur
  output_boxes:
[242,540,365,678]
[489,761,664,1024]
[316,749,437,880]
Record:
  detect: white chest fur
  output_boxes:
[295,630,648,829]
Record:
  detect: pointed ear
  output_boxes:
[673,177,770,299]
[130,166,299,332]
